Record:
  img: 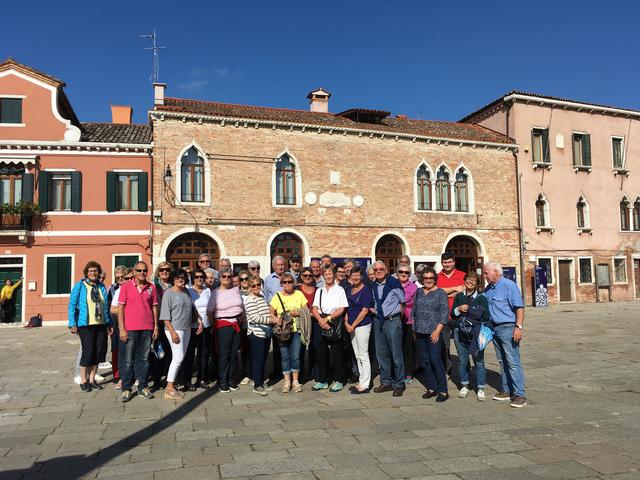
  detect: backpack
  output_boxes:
[25,314,43,328]
[271,293,293,343]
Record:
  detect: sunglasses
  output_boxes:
[301,274,312,278]
[398,270,410,275]
[194,275,205,279]
[199,260,210,263]
[373,268,385,272]
[221,274,232,279]
[115,276,123,281]
[174,276,187,281]
[423,276,435,281]
[159,268,172,273]
[249,267,260,270]
[135,269,148,273]
[281,280,293,285]
[240,277,250,281]
[250,284,261,288]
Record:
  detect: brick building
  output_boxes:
[150,85,521,280]
[0,59,152,323]
[463,91,640,304]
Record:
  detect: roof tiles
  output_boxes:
[80,123,152,145]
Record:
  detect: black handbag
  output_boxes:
[319,290,343,340]
[457,303,486,341]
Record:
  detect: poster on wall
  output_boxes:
[534,265,549,307]
[502,266,517,283]
[311,258,371,270]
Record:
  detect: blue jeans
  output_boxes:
[453,328,486,389]
[415,332,447,393]
[248,334,270,387]
[279,332,302,374]
[121,330,153,392]
[373,316,405,389]
[492,324,525,397]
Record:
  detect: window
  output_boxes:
[275,154,296,205]
[454,168,469,212]
[612,137,625,170]
[435,166,451,211]
[535,194,549,228]
[116,174,139,211]
[537,257,553,284]
[114,254,140,269]
[45,256,72,295]
[0,175,22,205]
[180,147,205,203]
[620,197,631,231]
[0,98,22,124]
[579,258,593,283]
[633,198,640,231]
[572,133,591,168]
[531,128,550,164]
[50,174,71,211]
[416,164,432,210]
[576,197,589,229]
[613,257,627,283]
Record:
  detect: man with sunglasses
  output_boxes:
[264,256,287,384]
[117,261,159,403]
[198,254,219,288]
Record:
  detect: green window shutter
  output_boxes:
[137,172,148,212]
[115,255,139,269]
[21,173,34,203]
[38,171,49,212]
[582,134,592,166]
[530,129,537,162]
[70,171,82,212]
[542,129,550,163]
[106,172,117,212]
[46,257,72,295]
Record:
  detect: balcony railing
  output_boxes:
[0,209,32,231]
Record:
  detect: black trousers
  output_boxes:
[217,326,240,388]
[440,323,453,375]
[78,324,108,367]
[196,326,214,383]
[181,327,198,385]
[316,336,344,384]
[150,327,172,387]
[402,322,415,377]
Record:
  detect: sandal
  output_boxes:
[163,390,185,400]
[282,381,291,393]
[292,382,303,393]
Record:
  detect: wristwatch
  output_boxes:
[515,324,523,330]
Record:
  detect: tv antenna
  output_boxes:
[140,29,166,84]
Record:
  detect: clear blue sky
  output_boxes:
[2,1,639,124]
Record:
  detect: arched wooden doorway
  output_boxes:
[375,234,404,273]
[445,235,482,275]
[270,232,303,265]
[167,232,220,271]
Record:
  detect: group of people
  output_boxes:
[67,251,527,408]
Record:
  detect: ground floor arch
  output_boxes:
[166,232,221,271]
[269,231,304,265]
[374,233,407,273]
[444,234,484,275]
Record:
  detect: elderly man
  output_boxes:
[198,254,219,288]
[320,254,332,268]
[371,260,406,396]
[288,254,303,284]
[219,258,232,271]
[310,259,325,288]
[483,262,527,408]
[392,255,418,282]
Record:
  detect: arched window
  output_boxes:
[180,147,205,202]
[536,194,549,227]
[416,164,432,210]
[275,154,296,205]
[576,196,589,228]
[454,168,469,212]
[435,166,451,211]
[634,198,640,231]
[620,197,631,231]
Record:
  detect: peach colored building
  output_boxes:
[0,59,152,323]
[463,91,640,304]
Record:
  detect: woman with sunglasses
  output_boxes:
[243,277,280,395]
[185,268,212,389]
[207,267,245,393]
[396,266,418,384]
[411,267,449,402]
[269,272,307,393]
[237,270,253,386]
[161,269,202,400]
[150,262,174,390]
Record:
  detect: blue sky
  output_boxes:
[2,1,639,124]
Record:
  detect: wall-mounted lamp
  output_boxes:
[163,166,173,184]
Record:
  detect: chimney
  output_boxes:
[154,82,166,106]
[307,88,331,113]
[111,105,133,124]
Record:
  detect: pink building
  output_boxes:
[0,59,152,323]
[463,91,640,304]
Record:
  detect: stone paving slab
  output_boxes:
[1,302,640,479]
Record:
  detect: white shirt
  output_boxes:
[111,288,121,308]
[312,282,348,315]
[189,287,212,328]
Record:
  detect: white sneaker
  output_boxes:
[240,377,251,385]
[97,362,112,370]
[95,373,105,382]
[73,375,82,385]
[458,386,469,398]
[477,389,486,401]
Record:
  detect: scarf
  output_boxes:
[85,279,103,322]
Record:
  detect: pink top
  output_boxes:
[207,287,245,330]
[118,279,158,331]
[400,279,418,324]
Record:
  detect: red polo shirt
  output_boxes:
[437,269,466,317]
[118,279,158,331]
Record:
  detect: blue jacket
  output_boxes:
[68,280,112,328]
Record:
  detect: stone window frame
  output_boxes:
[174,142,211,207]
[413,161,434,212]
[452,164,474,214]
[612,256,628,284]
[272,149,302,209]
[620,195,631,232]
[535,193,553,232]
[611,136,626,172]
[578,256,594,284]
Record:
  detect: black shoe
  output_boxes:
[392,388,404,397]
[198,381,210,389]
[80,382,91,393]
[422,390,437,399]
[183,383,197,392]
[90,381,104,390]
[229,384,239,391]
[350,387,370,395]
[219,385,230,393]
[436,393,449,403]
[373,384,394,393]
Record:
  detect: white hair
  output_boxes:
[248,260,261,269]
[272,255,286,267]
[373,260,387,270]
[484,262,503,276]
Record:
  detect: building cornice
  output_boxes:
[149,110,518,152]
[503,93,640,119]
[0,140,152,155]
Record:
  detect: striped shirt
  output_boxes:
[243,293,272,338]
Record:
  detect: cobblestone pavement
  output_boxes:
[1,302,639,480]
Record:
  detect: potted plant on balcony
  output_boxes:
[1,203,21,227]
[15,201,41,229]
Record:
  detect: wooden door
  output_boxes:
[270,233,303,265]
[0,267,22,323]
[634,259,640,298]
[167,233,220,271]
[375,235,403,272]
[558,260,572,302]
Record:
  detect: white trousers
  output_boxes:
[350,324,372,389]
[166,328,191,383]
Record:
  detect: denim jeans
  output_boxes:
[279,332,302,374]
[453,328,486,389]
[492,324,525,397]
[415,332,447,393]
[121,329,153,392]
[248,334,270,387]
[373,316,405,389]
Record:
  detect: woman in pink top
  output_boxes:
[206,267,245,393]
[397,267,418,383]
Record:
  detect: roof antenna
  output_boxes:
[140,29,166,84]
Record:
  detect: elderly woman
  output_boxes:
[237,269,252,385]
[243,277,279,395]
[150,262,174,390]
[270,272,307,393]
[68,261,112,392]
[161,269,202,400]
[185,268,212,389]
[204,268,217,290]
[312,264,349,392]
[397,266,418,384]
[207,267,245,393]
[412,267,449,402]
[367,266,376,283]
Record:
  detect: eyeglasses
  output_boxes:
[240,277,250,281]
[281,280,293,285]
[194,275,205,279]
[373,268,385,272]
[135,269,148,273]
[301,274,312,278]
[398,270,410,275]
[221,274,232,279]
[87,269,99,273]
[249,267,260,270]
[115,276,123,281]
[159,268,172,273]
[423,276,435,281]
